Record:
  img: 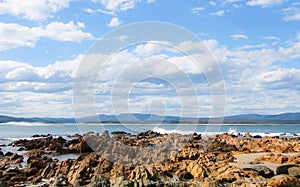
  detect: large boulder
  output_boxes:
[252,165,274,178]
[276,164,298,175]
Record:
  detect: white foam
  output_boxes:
[152,127,299,137]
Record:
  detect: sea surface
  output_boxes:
[0,122,300,142]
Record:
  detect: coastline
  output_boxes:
[0,130,300,186]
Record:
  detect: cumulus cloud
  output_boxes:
[106,17,122,27]
[0,0,72,20]
[2,34,300,117]
[0,21,94,51]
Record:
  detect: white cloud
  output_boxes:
[0,0,72,20]
[211,10,225,16]
[282,4,300,21]
[247,0,286,7]
[91,0,154,13]
[0,21,94,51]
[43,21,94,42]
[261,35,280,40]
[229,34,249,40]
[209,1,217,6]
[114,35,129,41]
[224,0,242,4]
[84,8,114,15]
[2,33,300,117]
[107,17,122,27]
[191,7,205,15]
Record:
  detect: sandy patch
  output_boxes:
[230,152,300,172]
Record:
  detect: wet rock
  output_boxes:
[178,171,194,180]
[267,175,300,187]
[251,165,274,178]
[4,152,13,157]
[276,164,298,175]
[25,149,45,157]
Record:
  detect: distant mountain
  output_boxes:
[1,112,300,124]
[223,113,300,124]
[0,115,75,123]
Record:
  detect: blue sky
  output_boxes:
[0,0,300,118]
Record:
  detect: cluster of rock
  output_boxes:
[0,131,300,186]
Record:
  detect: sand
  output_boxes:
[230,152,300,172]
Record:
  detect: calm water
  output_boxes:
[0,122,300,142]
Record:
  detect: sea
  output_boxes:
[1,122,300,142]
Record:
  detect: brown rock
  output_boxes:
[187,162,208,179]
[79,140,93,153]
[267,175,300,187]
[288,167,300,178]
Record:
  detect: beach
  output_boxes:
[1,126,300,186]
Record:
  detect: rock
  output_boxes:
[50,176,70,187]
[178,171,194,180]
[288,167,300,178]
[267,175,300,187]
[0,151,3,156]
[32,175,42,184]
[4,151,13,156]
[251,165,274,178]
[276,164,298,175]
[10,153,23,161]
[26,167,39,177]
[216,173,236,183]
[0,181,8,187]
[79,140,93,153]
[187,162,208,179]
[128,166,157,180]
[207,140,237,152]
[111,177,134,187]
[87,176,110,187]
[245,132,251,137]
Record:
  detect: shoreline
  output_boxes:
[1,131,300,186]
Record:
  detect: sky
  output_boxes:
[0,0,300,118]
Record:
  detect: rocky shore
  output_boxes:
[1,131,300,186]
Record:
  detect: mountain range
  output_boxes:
[1,112,300,124]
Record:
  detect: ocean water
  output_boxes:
[0,122,300,143]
